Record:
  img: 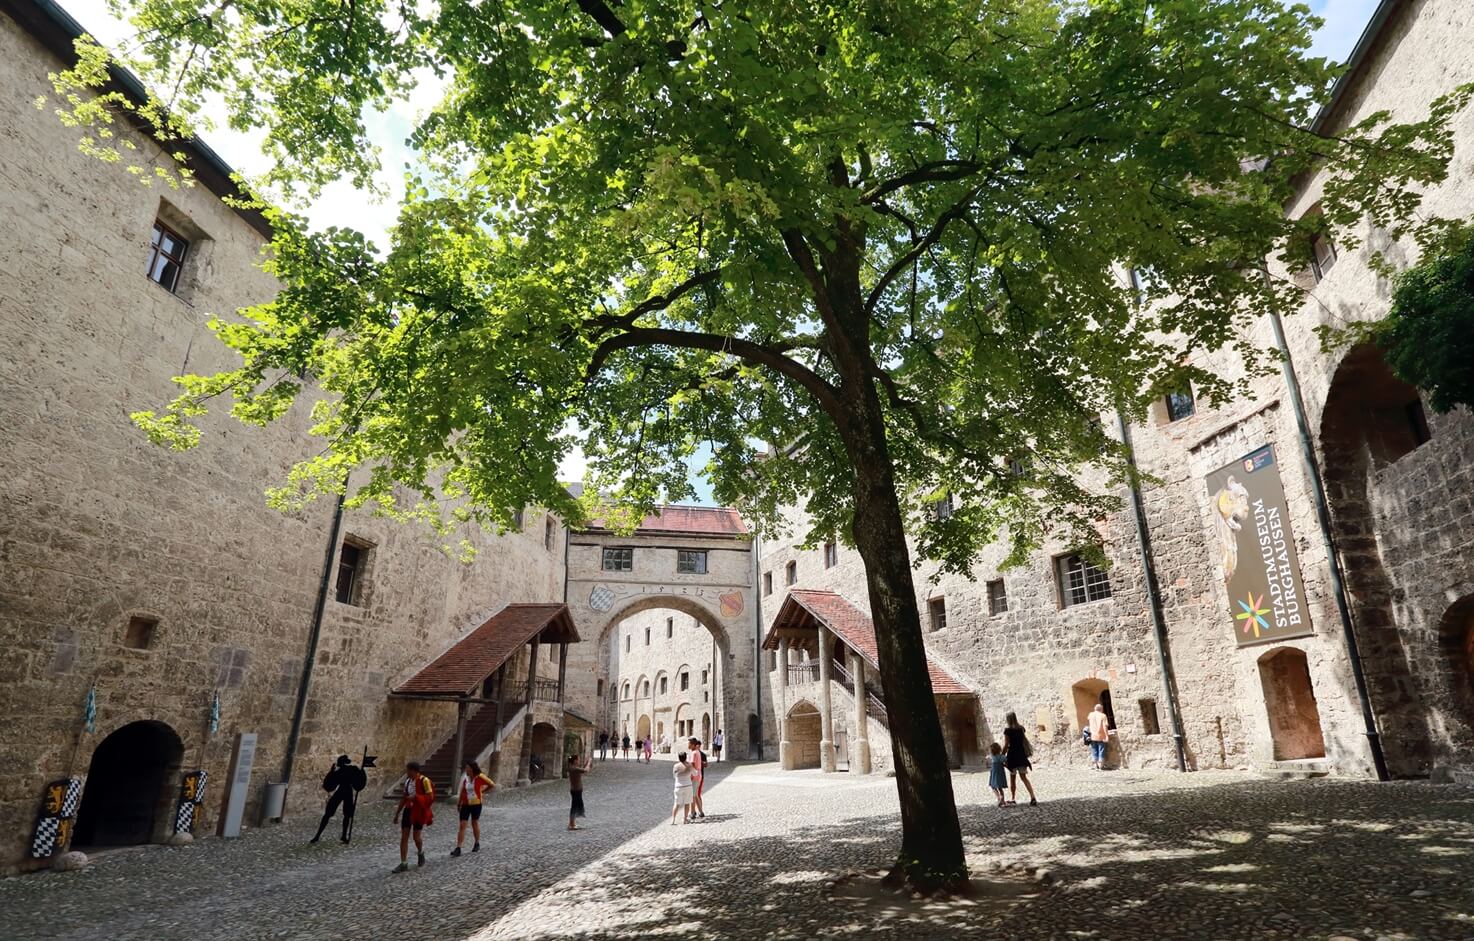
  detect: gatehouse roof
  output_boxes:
[392,603,579,699]
[582,505,748,537]
[762,590,971,696]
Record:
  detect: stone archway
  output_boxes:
[785,701,822,770]
[530,722,558,779]
[636,714,652,743]
[1257,647,1327,761]
[565,510,758,759]
[1318,344,1431,773]
[1438,594,1474,739]
[74,720,184,848]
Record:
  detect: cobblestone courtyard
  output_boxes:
[4,760,1473,941]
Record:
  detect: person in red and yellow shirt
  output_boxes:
[452,761,494,857]
[392,761,434,873]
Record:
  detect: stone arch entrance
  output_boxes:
[530,722,558,779]
[1319,344,1431,774]
[1438,594,1474,738]
[1071,678,1112,731]
[785,701,822,770]
[636,714,651,743]
[74,720,184,848]
[1257,647,1327,761]
[566,507,758,759]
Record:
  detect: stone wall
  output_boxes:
[0,6,566,872]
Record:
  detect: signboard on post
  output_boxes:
[1205,444,1314,647]
[218,732,257,838]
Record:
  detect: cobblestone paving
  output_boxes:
[4,759,1473,940]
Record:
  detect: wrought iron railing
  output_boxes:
[527,678,563,702]
[786,660,820,685]
[832,658,888,727]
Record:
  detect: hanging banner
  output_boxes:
[1206,443,1314,647]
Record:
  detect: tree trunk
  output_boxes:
[839,372,969,894]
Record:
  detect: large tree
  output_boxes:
[61,0,1468,890]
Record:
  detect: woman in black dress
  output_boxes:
[1001,711,1039,806]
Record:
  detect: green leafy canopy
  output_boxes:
[63,0,1471,566]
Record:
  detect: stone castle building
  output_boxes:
[755,0,1474,783]
[1,0,1471,879]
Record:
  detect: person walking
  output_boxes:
[451,760,494,856]
[620,733,631,761]
[392,761,435,873]
[687,737,707,819]
[1087,703,1111,770]
[311,754,366,844]
[671,752,694,824]
[987,742,1008,807]
[642,735,653,764]
[598,730,609,762]
[567,752,592,830]
[1001,712,1039,806]
[712,729,723,762]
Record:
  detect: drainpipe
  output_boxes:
[1115,410,1189,772]
[1267,310,1390,781]
[281,491,347,789]
[752,534,764,760]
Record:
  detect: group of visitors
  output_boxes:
[596,727,724,765]
[987,712,1039,807]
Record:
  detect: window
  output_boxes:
[335,540,368,605]
[681,671,690,691]
[785,561,797,586]
[1007,455,1030,478]
[703,691,709,702]
[621,682,631,700]
[823,541,837,568]
[1310,232,1337,281]
[123,615,157,650]
[1139,698,1161,736]
[1057,552,1112,607]
[625,635,630,653]
[1164,386,1195,422]
[677,550,708,574]
[666,616,673,638]
[544,516,556,550]
[602,547,633,572]
[931,494,955,520]
[597,679,604,698]
[645,627,650,646]
[701,669,708,685]
[769,650,777,671]
[986,579,1008,616]
[928,597,947,632]
[146,220,189,293]
[642,681,650,697]
[512,507,525,530]
[763,571,773,595]
[659,676,668,694]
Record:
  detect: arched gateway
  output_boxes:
[566,506,759,760]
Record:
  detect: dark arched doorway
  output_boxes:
[74,720,184,848]
[1438,594,1474,738]
[1257,648,1327,761]
[530,722,558,780]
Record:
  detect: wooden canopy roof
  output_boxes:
[392,603,579,700]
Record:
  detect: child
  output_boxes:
[987,742,1007,806]
[567,752,592,831]
[671,752,694,824]
[392,761,435,873]
[642,736,653,763]
[452,760,494,856]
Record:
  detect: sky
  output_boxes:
[66,0,1382,506]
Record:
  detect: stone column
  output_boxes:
[449,698,468,800]
[515,641,540,787]
[553,643,569,776]
[818,630,835,772]
[778,638,792,770]
[850,650,872,775]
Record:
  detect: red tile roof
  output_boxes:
[584,505,748,536]
[392,604,580,698]
[765,590,972,696]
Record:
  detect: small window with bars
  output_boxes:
[677,550,708,574]
[1164,386,1195,422]
[146,220,189,293]
[928,597,947,632]
[602,547,633,571]
[931,493,955,520]
[1057,552,1112,607]
[986,579,1008,616]
[1310,233,1337,281]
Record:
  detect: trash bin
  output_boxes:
[262,782,288,823]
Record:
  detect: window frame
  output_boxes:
[986,579,1009,617]
[334,539,369,605]
[785,560,797,586]
[680,671,690,691]
[676,549,709,575]
[146,219,190,293]
[1057,551,1113,607]
[1164,386,1196,423]
[928,596,947,632]
[1309,232,1337,282]
[601,547,634,572]
[763,571,773,596]
[823,541,838,568]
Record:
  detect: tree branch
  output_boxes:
[584,327,844,417]
[574,0,627,38]
[865,188,980,313]
[861,159,984,205]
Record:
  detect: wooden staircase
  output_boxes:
[421,702,528,797]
